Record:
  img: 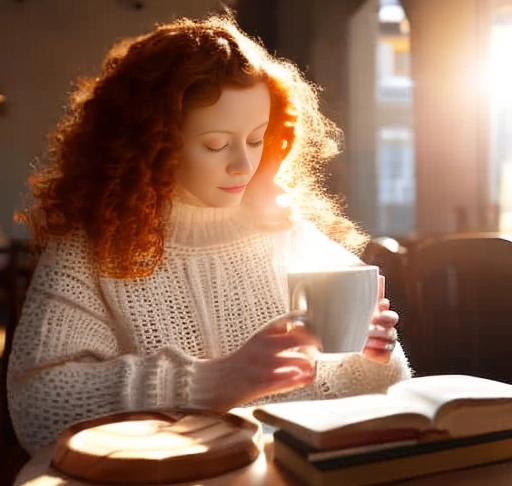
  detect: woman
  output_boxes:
[7,13,411,454]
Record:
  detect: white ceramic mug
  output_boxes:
[287,264,380,353]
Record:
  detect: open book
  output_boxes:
[253,374,512,451]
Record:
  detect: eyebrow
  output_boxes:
[198,121,269,136]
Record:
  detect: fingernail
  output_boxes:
[293,315,308,325]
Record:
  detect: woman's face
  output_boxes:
[177,82,271,207]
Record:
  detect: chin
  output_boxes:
[192,189,246,208]
[210,192,246,208]
[216,198,244,208]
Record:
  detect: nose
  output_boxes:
[227,145,253,176]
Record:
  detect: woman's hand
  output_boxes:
[207,311,321,411]
[362,297,399,364]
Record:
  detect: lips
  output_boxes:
[219,185,247,194]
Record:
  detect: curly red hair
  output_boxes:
[19,13,366,278]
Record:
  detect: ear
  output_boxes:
[244,120,294,206]
[243,148,296,231]
[243,176,295,231]
[243,92,297,225]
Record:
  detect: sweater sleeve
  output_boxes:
[6,234,196,454]
[265,220,413,402]
[256,342,412,404]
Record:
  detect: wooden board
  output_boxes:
[51,410,263,484]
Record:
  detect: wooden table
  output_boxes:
[13,437,512,486]
[11,407,512,486]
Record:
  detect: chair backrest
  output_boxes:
[0,244,11,445]
[0,239,34,453]
[407,233,512,382]
[361,237,412,343]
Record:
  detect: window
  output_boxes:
[375,0,415,236]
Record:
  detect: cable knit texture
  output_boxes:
[7,202,411,454]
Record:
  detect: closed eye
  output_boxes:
[248,140,263,148]
[206,144,229,153]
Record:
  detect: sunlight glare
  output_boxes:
[489,18,512,232]
[489,25,512,104]
[275,193,291,208]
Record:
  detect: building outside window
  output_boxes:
[375,0,415,237]
[489,5,512,231]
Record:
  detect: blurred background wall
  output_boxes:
[0,0,231,238]
[2,0,512,242]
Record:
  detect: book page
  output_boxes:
[253,393,433,450]
[387,374,512,437]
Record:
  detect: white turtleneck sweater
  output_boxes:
[7,202,411,454]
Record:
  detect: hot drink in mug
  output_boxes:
[287,264,381,353]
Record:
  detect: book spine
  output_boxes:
[273,434,512,486]
[275,428,512,468]
[273,439,334,486]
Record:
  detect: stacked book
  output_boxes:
[253,374,512,486]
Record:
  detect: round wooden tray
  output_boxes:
[51,410,263,484]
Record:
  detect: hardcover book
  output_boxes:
[253,374,512,451]
[253,375,512,486]
[272,428,512,486]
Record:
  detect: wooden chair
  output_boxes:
[0,243,15,441]
[0,240,33,485]
[406,233,512,383]
[361,237,413,352]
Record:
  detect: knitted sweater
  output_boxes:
[7,202,411,454]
